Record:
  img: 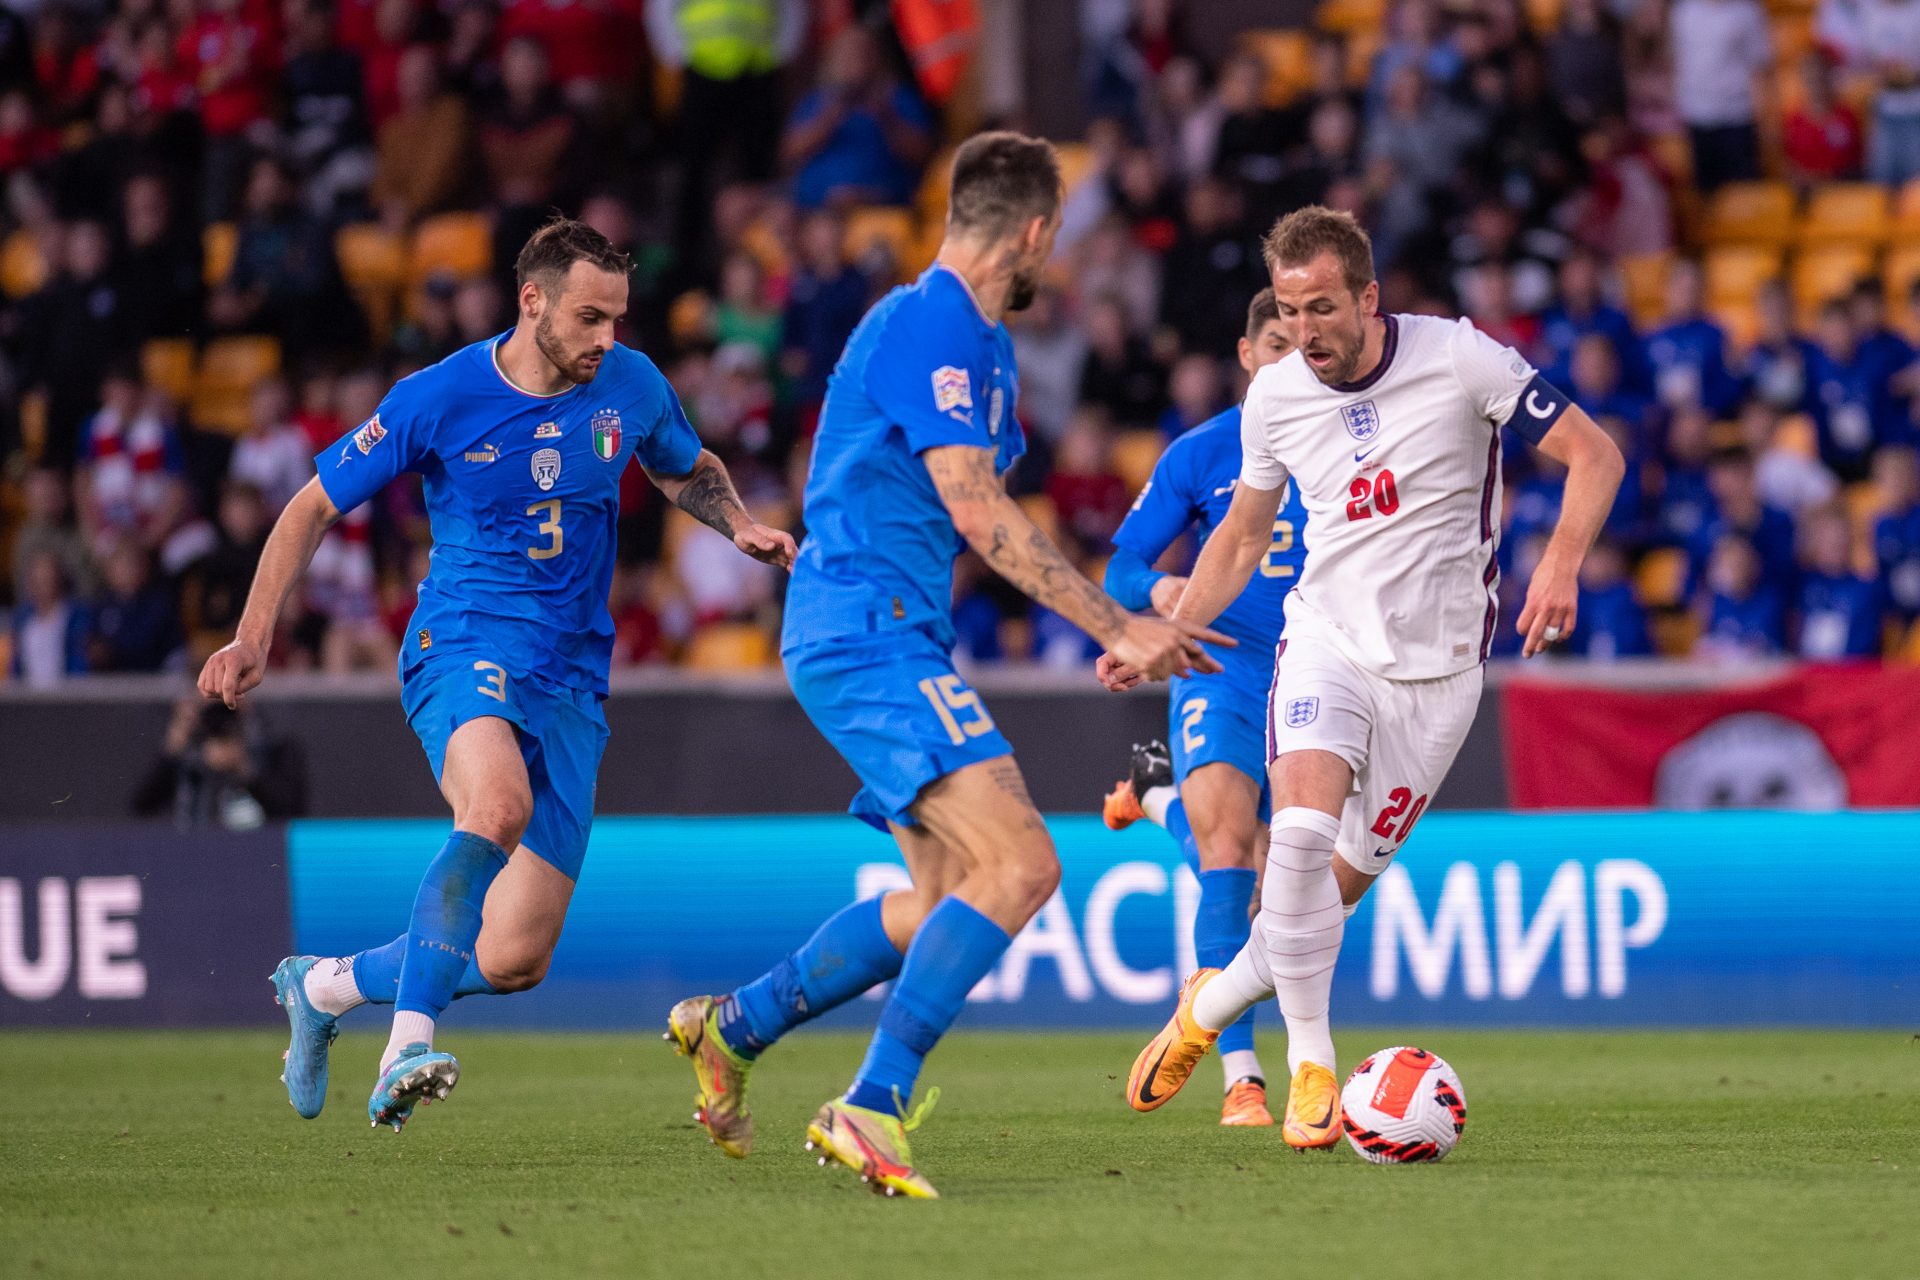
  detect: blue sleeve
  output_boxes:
[864,302,992,454]
[1104,547,1164,612]
[637,374,704,476]
[1111,444,1198,564]
[314,376,435,514]
[890,84,934,129]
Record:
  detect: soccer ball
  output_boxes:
[1339,1046,1466,1164]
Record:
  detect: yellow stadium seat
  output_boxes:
[1525,0,1564,34]
[191,336,281,436]
[1885,244,1920,333]
[1797,182,1889,248]
[738,215,790,278]
[1703,246,1785,313]
[1895,179,1920,237]
[1708,298,1764,352]
[141,338,196,406]
[409,211,491,284]
[1617,252,1674,328]
[917,145,957,225]
[1316,0,1385,35]
[682,623,776,671]
[0,228,47,298]
[1647,132,1694,188]
[1237,29,1314,106]
[335,223,408,343]
[1771,11,1814,63]
[1775,412,1819,459]
[1054,142,1097,197]
[1344,29,1382,88]
[1700,181,1797,247]
[203,222,237,288]
[842,206,917,278]
[1650,610,1702,657]
[1790,245,1877,324]
[1633,547,1690,609]
[1900,617,1920,663]
[1113,429,1166,497]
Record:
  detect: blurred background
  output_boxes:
[1,0,1915,1033]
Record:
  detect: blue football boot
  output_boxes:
[368,1043,460,1132]
[270,956,339,1119]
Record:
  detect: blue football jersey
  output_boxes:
[1111,406,1306,652]
[783,264,1024,652]
[316,334,702,696]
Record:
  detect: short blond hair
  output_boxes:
[1261,206,1375,298]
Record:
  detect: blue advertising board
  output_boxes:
[287,812,1920,1030]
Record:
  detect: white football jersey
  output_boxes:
[1240,313,1567,679]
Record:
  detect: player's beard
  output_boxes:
[1304,325,1366,386]
[1006,264,1042,313]
[535,312,603,385]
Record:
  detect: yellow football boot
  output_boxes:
[1220,1077,1274,1127]
[664,996,753,1158]
[1281,1061,1342,1150]
[1126,969,1221,1112]
[804,1091,941,1200]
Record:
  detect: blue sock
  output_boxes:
[1195,867,1259,1059]
[720,896,903,1059]
[1166,798,1202,874]
[845,898,1010,1115]
[352,935,496,1004]
[393,831,511,1019]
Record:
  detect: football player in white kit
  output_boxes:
[1115,207,1624,1148]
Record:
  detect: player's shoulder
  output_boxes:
[604,342,674,396]
[877,266,996,354]
[381,337,499,416]
[1162,407,1242,468]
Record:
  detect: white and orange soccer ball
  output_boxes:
[1339,1046,1467,1164]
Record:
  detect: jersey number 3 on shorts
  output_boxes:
[918,674,996,745]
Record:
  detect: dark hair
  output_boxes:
[947,131,1061,240]
[515,216,630,293]
[1245,287,1280,340]
[1261,205,1375,297]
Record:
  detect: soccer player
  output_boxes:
[1097,287,1305,1127]
[665,132,1228,1198]
[198,218,795,1132]
[1114,207,1623,1148]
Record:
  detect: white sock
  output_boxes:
[1220,1048,1265,1089]
[1192,936,1274,1031]
[1260,806,1345,1077]
[1141,784,1176,828]
[381,1011,436,1074]
[303,956,366,1017]
[1343,900,1358,920]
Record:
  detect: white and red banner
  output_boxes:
[1502,665,1920,809]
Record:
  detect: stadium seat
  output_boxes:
[0,227,47,298]
[1112,429,1165,496]
[1894,178,1920,240]
[409,212,491,284]
[917,145,957,225]
[1789,245,1877,324]
[1344,29,1382,88]
[335,224,408,344]
[190,336,281,436]
[203,221,237,288]
[1703,245,1784,312]
[1708,297,1764,352]
[1316,0,1385,35]
[683,623,775,670]
[1699,181,1796,248]
[1649,609,1702,657]
[1616,252,1674,328]
[1900,617,1920,663]
[1774,412,1819,460]
[1633,547,1690,609]
[140,338,196,406]
[1055,142,1097,197]
[1771,11,1814,63]
[842,206,917,279]
[18,388,46,460]
[1525,0,1564,33]
[738,215,790,277]
[1236,29,1313,105]
[1884,243,1920,331]
[1796,183,1889,249]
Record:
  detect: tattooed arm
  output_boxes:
[923,445,1231,681]
[647,449,796,569]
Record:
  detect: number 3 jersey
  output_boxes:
[315,334,701,696]
[1239,313,1569,680]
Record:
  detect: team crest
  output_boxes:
[1341,400,1380,442]
[352,414,386,454]
[591,409,622,462]
[534,421,561,439]
[932,365,973,417]
[532,447,562,491]
[1285,697,1320,728]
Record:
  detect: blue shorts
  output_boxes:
[401,653,609,880]
[1168,649,1275,821]
[785,630,1015,832]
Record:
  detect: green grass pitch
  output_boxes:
[3,1028,1916,1279]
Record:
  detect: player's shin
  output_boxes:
[844,898,1010,1115]
[383,831,511,1070]
[1257,807,1345,1076]
[721,895,904,1059]
[1195,868,1262,1086]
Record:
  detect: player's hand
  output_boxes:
[198,636,268,709]
[735,522,797,571]
[1516,555,1578,658]
[1148,575,1188,619]
[1095,651,1148,692]
[1109,616,1235,682]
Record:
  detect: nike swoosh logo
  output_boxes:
[1136,1042,1173,1105]
[1306,1097,1336,1129]
[1371,847,1392,859]
[1354,445,1380,463]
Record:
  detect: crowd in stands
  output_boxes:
[5,0,1920,686]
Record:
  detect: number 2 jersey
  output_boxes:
[1239,313,1569,679]
[315,334,702,696]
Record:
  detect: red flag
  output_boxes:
[1501,665,1920,808]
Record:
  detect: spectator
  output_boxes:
[1548,0,1630,126]
[182,0,279,221]
[1644,258,1737,413]
[11,468,94,601]
[1007,284,1086,447]
[1160,175,1263,353]
[1209,51,1289,223]
[9,548,89,685]
[1159,352,1225,440]
[1074,213,1161,335]
[86,538,180,673]
[1849,278,1914,390]
[0,87,57,177]
[1148,54,1223,185]
[16,219,134,468]
[1567,333,1654,442]
[210,156,364,356]
[370,43,472,225]
[178,480,271,661]
[713,251,781,369]
[781,207,872,427]
[1694,447,1800,596]
[1782,53,1864,184]
[1862,0,1920,184]
[114,171,203,344]
[131,696,308,827]
[1561,118,1676,258]
[1794,503,1884,655]
[1570,537,1652,658]
[479,35,583,252]
[1079,293,1166,430]
[1695,532,1786,656]
[1367,0,1465,118]
[1537,251,1642,390]
[781,26,934,210]
[1463,262,1540,354]
[674,521,775,627]
[1747,401,1840,514]
[1658,405,1720,544]
[1807,297,1899,482]
[1364,64,1487,268]
[1670,0,1772,191]
[281,0,373,214]
[1045,409,1129,553]
[1274,97,1362,215]
[1742,278,1821,413]
[1872,443,1920,620]
[74,372,185,553]
[496,0,635,114]
[228,379,316,514]
[609,563,666,667]
[451,277,507,347]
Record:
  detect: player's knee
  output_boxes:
[461,790,533,850]
[1002,846,1061,915]
[482,948,550,993]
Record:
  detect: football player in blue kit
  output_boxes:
[198,218,795,1132]
[665,132,1231,1198]
[1096,288,1307,1127]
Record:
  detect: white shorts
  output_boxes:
[1265,633,1483,876]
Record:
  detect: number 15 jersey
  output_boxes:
[1239,314,1569,680]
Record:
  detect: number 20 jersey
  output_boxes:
[1238,313,1568,680]
[315,334,702,696]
